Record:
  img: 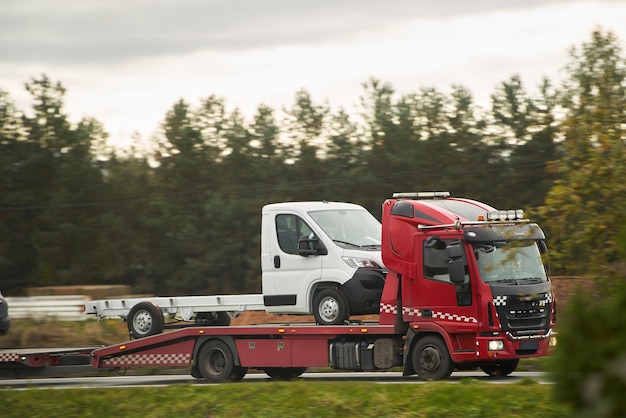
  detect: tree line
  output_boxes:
[0,29,624,296]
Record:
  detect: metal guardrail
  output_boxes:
[5,295,89,321]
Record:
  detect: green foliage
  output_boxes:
[549,280,626,417]
[538,29,626,276]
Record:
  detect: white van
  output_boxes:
[261,201,386,324]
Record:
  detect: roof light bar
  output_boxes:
[392,191,451,199]
[486,209,525,221]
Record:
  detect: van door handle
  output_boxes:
[274,255,281,268]
[422,309,432,318]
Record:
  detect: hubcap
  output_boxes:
[133,310,152,335]
[420,346,442,372]
[207,349,226,375]
[319,296,339,322]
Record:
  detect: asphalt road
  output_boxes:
[0,371,550,389]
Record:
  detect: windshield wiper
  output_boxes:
[491,278,522,285]
[515,277,545,284]
[333,239,362,248]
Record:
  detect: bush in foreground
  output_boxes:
[549,279,626,417]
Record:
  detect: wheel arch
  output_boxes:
[308,281,342,312]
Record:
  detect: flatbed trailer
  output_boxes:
[0,321,401,381]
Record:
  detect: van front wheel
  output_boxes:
[313,288,349,325]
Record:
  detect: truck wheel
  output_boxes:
[127,302,164,339]
[263,367,307,379]
[411,335,454,380]
[313,288,350,325]
[480,359,519,376]
[196,312,231,326]
[197,339,235,383]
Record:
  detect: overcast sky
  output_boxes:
[1,0,625,147]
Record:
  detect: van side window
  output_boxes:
[276,215,314,255]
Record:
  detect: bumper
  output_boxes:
[341,268,386,315]
[473,330,555,362]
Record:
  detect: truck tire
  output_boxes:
[313,288,350,325]
[480,359,519,376]
[197,339,236,383]
[195,312,231,326]
[411,335,454,380]
[127,302,164,339]
[262,367,307,379]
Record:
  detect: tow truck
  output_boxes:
[0,193,556,381]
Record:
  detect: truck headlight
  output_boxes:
[342,257,382,269]
[488,340,505,351]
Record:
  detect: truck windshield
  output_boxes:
[473,240,548,284]
[309,209,381,248]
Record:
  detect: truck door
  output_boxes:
[418,239,479,329]
[262,212,323,312]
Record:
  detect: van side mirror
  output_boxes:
[298,235,327,256]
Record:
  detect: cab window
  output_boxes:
[276,214,314,255]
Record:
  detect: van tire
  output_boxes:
[127,302,164,339]
[313,288,350,325]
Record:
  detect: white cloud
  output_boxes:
[1,0,625,147]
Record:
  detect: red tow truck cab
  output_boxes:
[0,193,556,381]
[380,192,556,377]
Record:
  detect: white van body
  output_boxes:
[84,201,386,332]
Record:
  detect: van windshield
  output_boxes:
[474,240,548,284]
[309,209,381,248]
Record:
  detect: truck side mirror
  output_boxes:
[448,259,466,284]
[445,243,463,259]
[424,236,446,249]
[446,241,466,284]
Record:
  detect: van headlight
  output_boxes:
[342,257,382,269]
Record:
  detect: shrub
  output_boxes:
[549,280,626,417]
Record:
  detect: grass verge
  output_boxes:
[1,380,571,417]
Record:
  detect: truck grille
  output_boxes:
[494,292,551,336]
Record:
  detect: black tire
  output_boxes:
[195,312,231,326]
[411,335,454,380]
[127,302,164,339]
[480,359,519,376]
[312,288,350,325]
[197,339,235,383]
[263,367,307,380]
